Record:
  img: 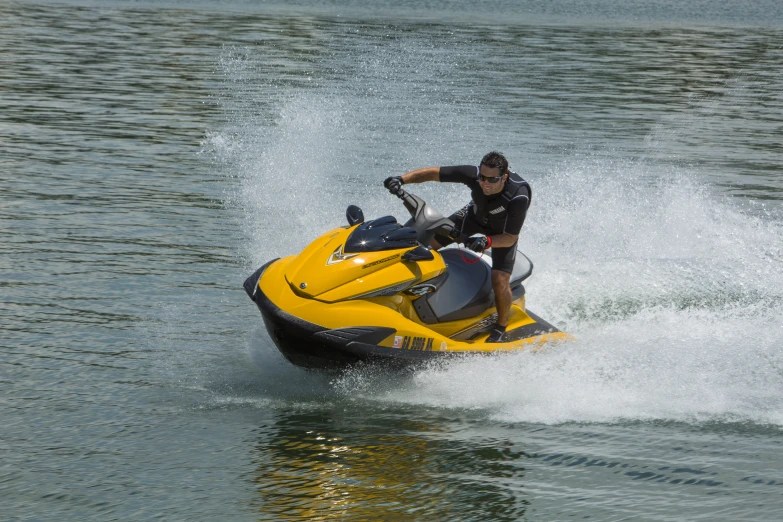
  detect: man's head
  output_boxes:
[478,151,508,195]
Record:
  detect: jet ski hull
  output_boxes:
[244,257,570,370]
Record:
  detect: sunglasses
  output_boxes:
[479,173,504,184]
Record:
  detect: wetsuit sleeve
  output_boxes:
[504,187,531,235]
[438,165,478,186]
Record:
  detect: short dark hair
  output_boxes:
[480,151,508,175]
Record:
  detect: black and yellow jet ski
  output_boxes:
[244,189,571,369]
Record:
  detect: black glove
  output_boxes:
[383,176,404,196]
[465,235,490,253]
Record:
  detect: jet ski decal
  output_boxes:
[362,253,400,269]
[450,313,498,341]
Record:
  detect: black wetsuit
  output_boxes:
[434,165,531,273]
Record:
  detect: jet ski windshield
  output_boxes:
[344,216,419,253]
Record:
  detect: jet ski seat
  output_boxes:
[412,249,531,324]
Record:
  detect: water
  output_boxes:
[2,1,783,520]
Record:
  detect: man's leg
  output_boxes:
[485,244,517,342]
[491,269,512,327]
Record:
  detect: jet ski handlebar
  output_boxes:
[393,187,419,216]
[394,188,463,246]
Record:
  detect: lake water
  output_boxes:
[2,1,783,520]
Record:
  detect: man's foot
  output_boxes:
[486,323,507,343]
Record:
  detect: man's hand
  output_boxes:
[383,176,404,196]
[465,235,491,252]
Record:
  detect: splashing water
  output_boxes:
[350,165,783,425]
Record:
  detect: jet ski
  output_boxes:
[244,188,571,369]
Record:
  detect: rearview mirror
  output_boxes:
[346,205,364,226]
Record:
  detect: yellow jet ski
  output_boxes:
[244,189,571,369]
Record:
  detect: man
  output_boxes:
[383,151,531,343]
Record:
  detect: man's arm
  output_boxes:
[400,167,440,184]
[488,232,519,248]
[385,165,473,197]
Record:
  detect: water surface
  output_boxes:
[2,1,783,520]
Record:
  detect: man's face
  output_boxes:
[478,165,507,195]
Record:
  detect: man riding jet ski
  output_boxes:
[385,151,531,343]
[244,153,570,370]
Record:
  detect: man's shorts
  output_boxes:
[433,204,518,274]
